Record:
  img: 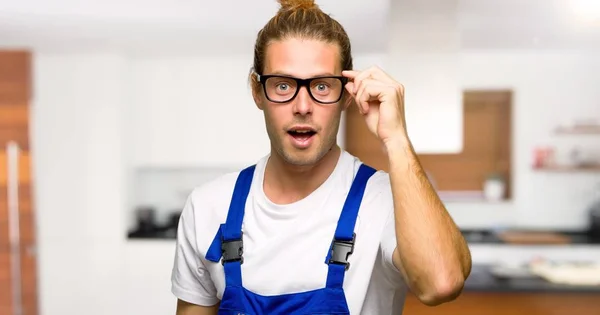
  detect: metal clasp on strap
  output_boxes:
[221,238,244,265]
[328,233,356,270]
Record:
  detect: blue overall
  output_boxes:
[205,163,376,315]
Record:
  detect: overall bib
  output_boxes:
[205,163,376,315]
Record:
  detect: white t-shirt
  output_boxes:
[171,150,408,314]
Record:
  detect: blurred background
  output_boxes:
[1,0,600,314]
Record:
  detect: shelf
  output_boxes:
[554,126,600,135]
[533,164,600,172]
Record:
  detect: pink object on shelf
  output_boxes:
[533,147,554,168]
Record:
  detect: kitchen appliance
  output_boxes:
[587,183,600,240]
[135,206,157,231]
[127,206,159,238]
[588,200,600,240]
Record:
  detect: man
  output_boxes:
[171,1,471,314]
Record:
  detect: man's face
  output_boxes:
[254,37,349,166]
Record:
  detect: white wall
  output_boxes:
[128,54,264,167]
[30,50,600,315]
[450,50,600,230]
[32,53,130,315]
[32,52,183,315]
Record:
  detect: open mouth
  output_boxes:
[287,128,317,145]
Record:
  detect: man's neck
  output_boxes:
[263,145,341,205]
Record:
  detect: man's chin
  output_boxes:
[282,152,320,166]
[281,144,338,167]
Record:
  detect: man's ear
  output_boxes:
[252,87,264,110]
[249,71,264,110]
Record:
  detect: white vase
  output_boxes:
[484,179,505,201]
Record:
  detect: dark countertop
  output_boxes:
[465,264,600,293]
[461,229,600,245]
[128,228,600,247]
[129,228,600,246]
[128,230,176,239]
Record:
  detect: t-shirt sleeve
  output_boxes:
[376,173,407,289]
[171,192,220,306]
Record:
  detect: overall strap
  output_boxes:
[223,165,256,241]
[205,164,256,287]
[326,163,377,289]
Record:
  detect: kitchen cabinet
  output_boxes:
[403,291,600,315]
[0,50,38,315]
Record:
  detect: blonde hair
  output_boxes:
[250,0,353,86]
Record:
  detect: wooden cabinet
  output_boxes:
[0,50,38,315]
[0,51,31,105]
[344,90,513,197]
[403,291,600,315]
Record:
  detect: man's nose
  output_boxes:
[292,86,313,115]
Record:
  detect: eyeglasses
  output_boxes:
[256,74,348,104]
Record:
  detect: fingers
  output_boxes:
[343,66,404,115]
[344,68,376,95]
[354,79,394,114]
[353,70,375,96]
[341,70,359,79]
[343,66,396,94]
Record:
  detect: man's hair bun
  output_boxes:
[277,0,319,12]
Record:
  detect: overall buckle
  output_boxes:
[221,238,244,265]
[328,233,356,270]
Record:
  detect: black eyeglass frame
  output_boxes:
[256,73,349,104]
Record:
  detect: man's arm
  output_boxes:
[176,299,219,315]
[386,136,472,306]
[172,191,221,312]
[340,66,471,306]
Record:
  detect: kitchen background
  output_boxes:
[1,0,600,314]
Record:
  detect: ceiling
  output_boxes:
[0,0,599,55]
[0,0,390,55]
[458,0,600,50]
